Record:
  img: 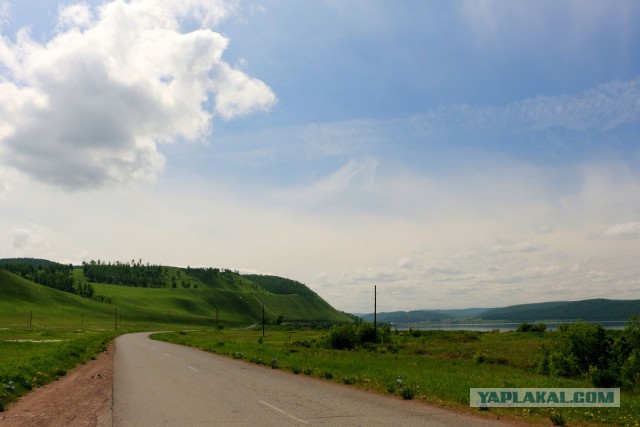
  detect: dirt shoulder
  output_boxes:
[0,342,114,427]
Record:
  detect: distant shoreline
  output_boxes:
[394,320,628,332]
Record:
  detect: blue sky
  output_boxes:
[1,0,640,312]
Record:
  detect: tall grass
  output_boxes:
[0,329,117,411]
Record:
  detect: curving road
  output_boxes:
[113,332,510,426]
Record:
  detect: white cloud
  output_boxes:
[276,157,378,209]
[57,3,93,30]
[590,223,640,240]
[7,224,50,253]
[0,0,276,190]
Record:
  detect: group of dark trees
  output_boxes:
[82,259,166,287]
[243,274,316,297]
[187,267,239,287]
[0,258,95,299]
[539,318,640,388]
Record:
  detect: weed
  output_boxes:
[303,368,313,376]
[342,376,356,385]
[400,384,418,400]
[322,371,333,380]
[549,410,566,426]
[291,366,302,374]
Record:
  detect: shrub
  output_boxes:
[517,322,547,333]
[591,368,618,388]
[549,410,566,426]
[303,368,313,376]
[326,322,392,350]
[291,366,302,374]
[400,385,418,400]
[342,376,356,385]
[323,371,333,379]
[540,321,609,378]
[474,351,486,364]
[327,324,358,350]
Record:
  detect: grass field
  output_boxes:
[0,268,350,330]
[153,328,640,426]
[0,329,117,411]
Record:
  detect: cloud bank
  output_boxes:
[0,0,276,190]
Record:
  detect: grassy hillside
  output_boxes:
[481,299,640,321]
[0,270,115,328]
[0,262,351,328]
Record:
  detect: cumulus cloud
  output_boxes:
[589,222,640,240]
[0,0,276,190]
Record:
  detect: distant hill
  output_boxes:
[481,299,640,322]
[359,308,488,324]
[360,299,640,324]
[0,259,351,327]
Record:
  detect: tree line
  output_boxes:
[0,259,96,299]
[82,259,167,287]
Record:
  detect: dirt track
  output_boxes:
[0,342,114,427]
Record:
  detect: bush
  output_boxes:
[540,321,609,378]
[517,322,547,333]
[591,368,618,388]
[400,385,418,400]
[327,324,358,350]
[326,322,392,350]
[342,376,356,385]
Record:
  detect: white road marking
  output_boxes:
[188,366,199,372]
[259,400,308,424]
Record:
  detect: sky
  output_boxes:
[1,0,640,313]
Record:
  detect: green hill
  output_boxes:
[0,270,115,328]
[359,308,488,324]
[480,299,640,321]
[0,260,351,328]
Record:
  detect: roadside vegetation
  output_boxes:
[154,324,640,426]
[0,329,117,411]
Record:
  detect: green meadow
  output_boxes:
[0,329,117,411]
[154,328,640,426]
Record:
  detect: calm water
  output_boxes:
[396,321,628,332]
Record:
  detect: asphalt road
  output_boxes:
[113,332,510,426]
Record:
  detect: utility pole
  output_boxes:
[374,285,377,342]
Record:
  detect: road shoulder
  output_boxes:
[0,341,114,426]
